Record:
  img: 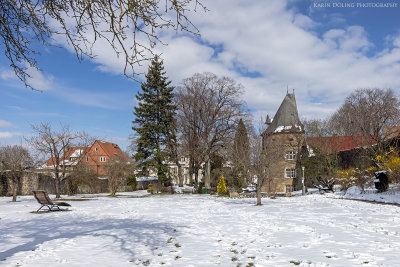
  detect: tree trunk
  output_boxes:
[194,166,198,187]
[205,156,211,188]
[55,178,61,198]
[12,176,17,202]
[177,163,183,187]
[256,182,262,205]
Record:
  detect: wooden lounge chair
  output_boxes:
[32,190,71,212]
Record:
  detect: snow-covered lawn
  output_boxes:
[1,193,400,266]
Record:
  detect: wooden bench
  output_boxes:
[32,190,71,212]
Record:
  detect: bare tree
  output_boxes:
[105,155,134,196]
[249,121,281,205]
[166,118,184,186]
[331,88,400,155]
[176,72,246,188]
[26,123,82,198]
[0,145,33,202]
[0,0,206,90]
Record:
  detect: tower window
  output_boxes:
[285,168,296,178]
[285,151,296,160]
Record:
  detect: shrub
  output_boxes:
[147,183,154,194]
[198,182,204,194]
[373,147,400,183]
[127,174,137,190]
[217,175,227,195]
[335,168,371,192]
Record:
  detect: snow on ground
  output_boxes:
[330,185,400,205]
[1,192,400,266]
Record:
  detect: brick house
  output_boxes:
[84,140,129,176]
[261,92,305,194]
[44,140,129,176]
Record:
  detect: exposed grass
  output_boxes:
[290,260,301,265]
[231,249,239,254]
[175,256,181,260]
[231,257,238,262]
[246,263,254,267]
[174,243,181,248]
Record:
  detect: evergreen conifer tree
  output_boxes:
[217,175,227,195]
[232,119,250,186]
[132,56,176,186]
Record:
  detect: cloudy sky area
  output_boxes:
[1,0,400,150]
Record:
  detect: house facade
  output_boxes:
[261,92,305,194]
[165,157,204,186]
[43,140,129,177]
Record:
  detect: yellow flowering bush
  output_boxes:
[335,168,370,192]
[374,147,400,183]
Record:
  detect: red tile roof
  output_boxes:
[307,135,377,154]
[44,141,129,174]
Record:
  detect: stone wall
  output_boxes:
[0,171,112,196]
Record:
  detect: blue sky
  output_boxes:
[1,0,400,151]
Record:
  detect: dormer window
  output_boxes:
[100,156,106,162]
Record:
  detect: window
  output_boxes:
[285,185,292,192]
[285,151,296,160]
[285,168,296,178]
[95,147,98,151]
[180,157,185,162]
[86,157,88,162]
[100,156,106,162]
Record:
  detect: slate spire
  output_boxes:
[264,92,303,134]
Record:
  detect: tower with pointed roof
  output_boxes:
[260,92,305,195]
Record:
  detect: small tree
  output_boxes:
[27,123,82,198]
[217,175,227,195]
[0,145,33,202]
[105,156,133,196]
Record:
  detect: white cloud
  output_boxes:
[26,66,54,91]
[0,66,54,91]
[0,132,24,139]
[49,0,400,119]
[0,120,14,128]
